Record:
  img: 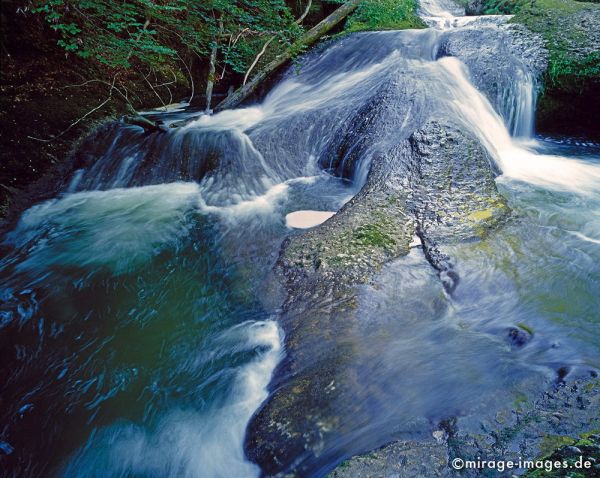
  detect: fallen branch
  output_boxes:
[27,76,119,143]
[242,0,312,86]
[123,114,168,133]
[215,0,360,112]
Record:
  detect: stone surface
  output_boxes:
[245,121,509,475]
[329,377,600,477]
[329,440,449,478]
[243,15,549,477]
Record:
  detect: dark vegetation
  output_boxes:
[0,0,309,217]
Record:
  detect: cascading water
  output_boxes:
[434,57,600,191]
[60,321,282,478]
[1,0,599,476]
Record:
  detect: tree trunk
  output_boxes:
[205,42,218,112]
[214,0,361,112]
[205,20,223,113]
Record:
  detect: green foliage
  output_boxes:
[510,0,600,91]
[30,0,303,75]
[28,0,429,97]
[478,0,600,94]
[547,50,600,90]
[344,0,426,32]
[478,0,522,14]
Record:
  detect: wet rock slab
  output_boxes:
[245,121,510,475]
[242,14,549,477]
[328,440,448,478]
[329,377,600,477]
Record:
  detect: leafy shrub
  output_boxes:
[345,0,426,31]
[30,0,302,74]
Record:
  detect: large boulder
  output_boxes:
[245,120,508,475]
[242,16,548,476]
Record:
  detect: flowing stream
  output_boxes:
[1,0,600,476]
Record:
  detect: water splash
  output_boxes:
[419,0,465,28]
[4,183,201,275]
[437,57,600,192]
[59,321,283,478]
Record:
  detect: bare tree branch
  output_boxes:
[141,69,168,108]
[243,36,276,86]
[242,0,313,86]
[297,0,313,24]
[27,76,119,143]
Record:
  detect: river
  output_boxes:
[1,0,599,476]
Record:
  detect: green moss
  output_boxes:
[388,195,400,205]
[335,459,352,470]
[461,195,507,219]
[538,435,576,458]
[472,0,599,136]
[524,431,599,476]
[459,195,508,239]
[352,223,396,248]
[468,208,495,221]
[510,0,600,90]
[344,0,427,32]
[517,322,535,335]
[513,391,529,409]
[583,380,600,392]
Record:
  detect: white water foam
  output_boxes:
[5,183,202,274]
[198,174,342,227]
[199,181,290,220]
[568,231,600,245]
[436,57,600,192]
[416,0,600,192]
[183,52,401,135]
[419,0,466,28]
[60,320,283,478]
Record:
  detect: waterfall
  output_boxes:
[436,57,600,191]
[505,68,536,138]
[2,0,600,476]
[63,9,598,200]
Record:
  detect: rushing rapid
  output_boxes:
[1,0,599,476]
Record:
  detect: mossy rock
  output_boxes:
[469,0,600,137]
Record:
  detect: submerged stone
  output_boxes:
[0,441,14,455]
[329,376,600,477]
[507,325,532,348]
